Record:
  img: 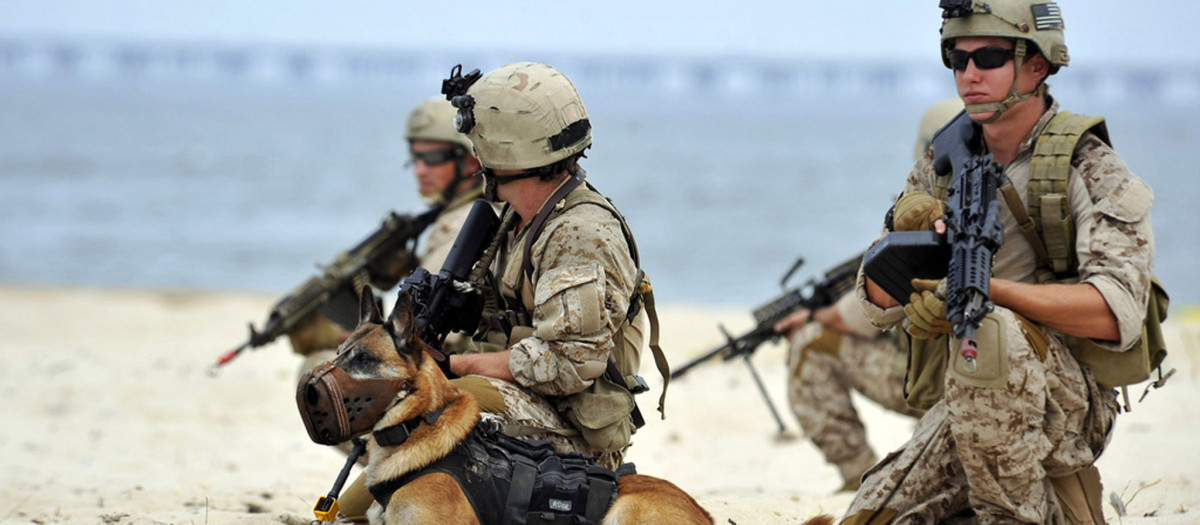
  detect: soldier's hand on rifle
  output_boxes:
[903,278,951,339]
[367,250,419,289]
[892,192,946,232]
[774,308,813,339]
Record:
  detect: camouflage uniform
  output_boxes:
[847,101,1153,523]
[786,293,923,489]
[419,186,485,273]
[462,175,643,471]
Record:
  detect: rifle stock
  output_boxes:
[212,207,440,372]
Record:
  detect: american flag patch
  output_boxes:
[1031,3,1064,30]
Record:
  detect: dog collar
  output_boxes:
[373,406,447,447]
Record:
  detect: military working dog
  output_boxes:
[297,289,723,524]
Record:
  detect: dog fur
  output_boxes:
[328,289,718,525]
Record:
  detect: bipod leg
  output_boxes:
[740,353,786,434]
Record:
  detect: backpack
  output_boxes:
[933,111,1171,407]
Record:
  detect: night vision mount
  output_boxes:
[940,0,985,19]
[441,64,482,134]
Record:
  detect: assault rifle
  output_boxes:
[212,206,441,372]
[863,112,1005,372]
[670,253,863,432]
[935,114,1005,372]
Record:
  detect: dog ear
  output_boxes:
[388,290,417,350]
[358,286,384,327]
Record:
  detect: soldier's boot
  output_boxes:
[836,448,879,493]
[1051,465,1106,525]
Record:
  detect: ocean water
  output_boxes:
[1,69,1196,311]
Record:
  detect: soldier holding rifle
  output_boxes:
[847,2,1156,522]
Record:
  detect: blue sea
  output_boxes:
[1,50,1197,310]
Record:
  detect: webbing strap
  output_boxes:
[504,459,538,525]
[998,182,1055,284]
[641,279,670,418]
[584,475,615,523]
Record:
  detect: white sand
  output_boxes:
[2,285,1198,524]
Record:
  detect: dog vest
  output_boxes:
[932,111,1170,397]
[368,420,623,525]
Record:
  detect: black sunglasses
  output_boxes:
[409,148,459,166]
[946,47,1015,71]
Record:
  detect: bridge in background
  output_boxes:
[1,38,1197,105]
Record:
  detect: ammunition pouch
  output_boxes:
[560,373,637,454]
[946,312,1009,389]
[1065,278,1170,390]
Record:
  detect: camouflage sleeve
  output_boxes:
[1069,135,1155,351]
[856,151,940,328]
[507,205,636,397]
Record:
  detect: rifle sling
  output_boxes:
[998,181,1052,273]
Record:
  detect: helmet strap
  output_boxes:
[438,154,482,204]
[964,40,1044,124]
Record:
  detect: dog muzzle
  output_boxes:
[297,362,408,446]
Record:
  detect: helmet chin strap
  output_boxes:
[426,156,482,206]
[964,40,1046,124]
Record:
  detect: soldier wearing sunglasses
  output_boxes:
[404,97,486,273]
[288,97,484,369]
[848,1,1156,523]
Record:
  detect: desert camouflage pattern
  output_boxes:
[849,101,1151,522]
[419,186,486,272]
[786,319,921,486]
[481,376,624,470]
[497,183,640,398]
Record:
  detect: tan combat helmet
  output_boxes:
[940,0,1067,122]
[405,96,480,206]
[405,96,474,152]
[462,62,591,171]
[913,97,965,161]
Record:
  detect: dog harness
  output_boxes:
[369,419,624,525]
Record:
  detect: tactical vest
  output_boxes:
[492,172,669,452]
[933,111,1169,397]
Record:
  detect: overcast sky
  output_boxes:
[4,1,1198,66]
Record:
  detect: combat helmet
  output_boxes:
[405,96,474,152]
[447,62,591,172]
[405,96,480,206]
[939,0,1067,122]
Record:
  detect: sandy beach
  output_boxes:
[2,285,1198,524]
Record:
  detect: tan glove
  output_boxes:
[893,192,946,232]
[903,278,952,338]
